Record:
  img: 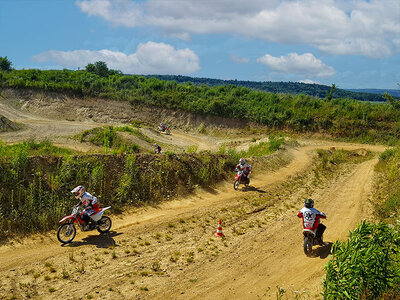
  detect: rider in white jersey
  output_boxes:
[297,198,326,245]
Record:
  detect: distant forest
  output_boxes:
[348,88,400,98]
[145,75,396,102]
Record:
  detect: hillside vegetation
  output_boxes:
[0,144,234,239]
[1,69,400,144]
[147,74,393,102]
[0,135,285,240]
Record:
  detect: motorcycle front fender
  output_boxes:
[59,214,74,223]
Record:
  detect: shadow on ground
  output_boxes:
[313,242,333,259]
[62,231,122,248]
[242,186,267,193]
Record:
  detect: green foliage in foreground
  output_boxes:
[374,146,400,220]
[2,69,400,144]
[323,221,400,299]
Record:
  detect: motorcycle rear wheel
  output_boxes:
[303,236,313,256]
[97,216,112,233]
[57,223,76,244]
[234,180,239,190]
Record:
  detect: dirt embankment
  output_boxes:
[0,114,20,132]
[0,89,250,130]
[0,89,256,153]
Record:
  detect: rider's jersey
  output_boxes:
[80,192,99,211]
[297,207,326,231]
[236,163,252,176]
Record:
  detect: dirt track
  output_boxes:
[0,94,387,299]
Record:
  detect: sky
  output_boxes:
[0,0,399,89]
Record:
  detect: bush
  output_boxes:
[323,221,400,299]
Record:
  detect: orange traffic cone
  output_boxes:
[215,219,223,237]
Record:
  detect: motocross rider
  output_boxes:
[154,143,162,154]
[235,158,252,179]
[71,186,100,230]
[159,122,165,131]
[297,198,326,245]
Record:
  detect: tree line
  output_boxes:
[146,74,391,102]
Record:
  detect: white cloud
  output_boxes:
[257,53,335,78]
[76,0,400,58]
[32,42,200,75]
[77,0,145,27]
[231,55,249,64]
[298,79,321,85]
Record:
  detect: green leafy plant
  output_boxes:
[323,221,400,299]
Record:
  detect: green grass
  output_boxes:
[76,126,140,153]
[0,140,72,159]
[374,145,400,220]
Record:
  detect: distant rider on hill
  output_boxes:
[235,158,252,179]
[159,122,166,131]
[154,143,162,154]
[71,186,100,230]
[297,198,326,245]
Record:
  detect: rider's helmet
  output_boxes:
[71,186,85,199]
[239,158,246,165]
[304,198,314,208]
[154,143,158,147]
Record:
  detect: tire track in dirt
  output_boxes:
[152,157,379,299]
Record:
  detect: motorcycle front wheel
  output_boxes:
[97,216,112,233]
[303,236,313,256]
[57,223,76,244]
[234,180,240,190]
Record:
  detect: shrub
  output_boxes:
[323,221,400,299]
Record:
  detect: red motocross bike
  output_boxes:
[158,125,171,135]
[234,170,250,190]
[302,223,326,256]
[57,205,112,244]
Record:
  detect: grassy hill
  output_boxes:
[2,69,400,144]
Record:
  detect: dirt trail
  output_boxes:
[177,158,378,300]
[0,142,386,299]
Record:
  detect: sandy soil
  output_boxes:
[0,93,388,299]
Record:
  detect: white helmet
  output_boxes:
[71,185,85,199]
[239,158,245,165]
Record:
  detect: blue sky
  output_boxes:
[0,0,399,89]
